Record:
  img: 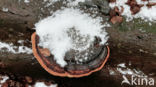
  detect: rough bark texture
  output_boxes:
[0,0,156,87]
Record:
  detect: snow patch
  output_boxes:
[109,70,116,75]
[18,0,30,4]
[2,7,8,12]
[35,8,108,67]
[117,63,126,68]
[117,67,134,75]
[109,0,156,22]
[0,76,9,83]
[67,0,86,6]
[34,82,57,87]
[117,63,146,76]
[0,41,32,54]
[134,6,156,21]
[24,0,30,3]
[0,75,9,87]
[43,0,87,7]
[44,0,60,7]
[18,40,25,44]
[136,0,156,4]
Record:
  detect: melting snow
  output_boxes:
[35,8,108,67]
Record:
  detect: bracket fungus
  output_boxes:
[31,32,109,78]
[31,8,110,78]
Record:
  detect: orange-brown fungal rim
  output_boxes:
[31,32,110,78]
[32,32,67,77]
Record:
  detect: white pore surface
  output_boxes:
[109,0,156,22]
[35,8,108,67]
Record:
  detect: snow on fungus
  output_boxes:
[35,8,108,67]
